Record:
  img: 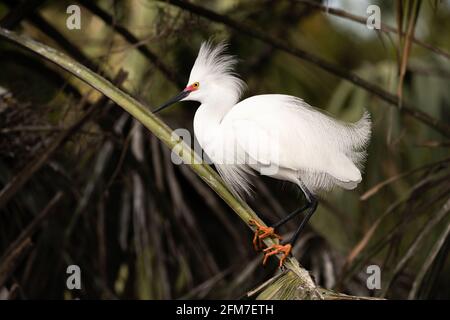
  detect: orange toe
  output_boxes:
[249,219,281,251]
[262,243,292,268]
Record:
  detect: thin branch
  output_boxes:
[408,219,450,299]
[0,101,95,209]
[381,197,450,296]
[28,13,97,70]
[0,0,45,28]
[77,0,185,88]
[2,0,180,94]
[158,0,450,137]
[0,192,64,261]
[0,125,110,137]
[0,49,83,98]
[1,0,98,71]
[338,173,450,287]
[0,238,32,288]
[0,71,127,209]
[293,0,450,60]
[397,0,421,108]
[360,156,450,201]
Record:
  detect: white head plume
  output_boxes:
[187,41,246,105]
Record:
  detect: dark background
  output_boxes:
[0,0,449,299]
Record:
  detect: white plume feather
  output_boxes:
[188,41,246,105]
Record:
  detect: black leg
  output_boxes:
[260,183,318,268]
[285,184,318,246]
[271,202,310,229]
[270,182,315,229]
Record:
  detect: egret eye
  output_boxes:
[192,82,200,89]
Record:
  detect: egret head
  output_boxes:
[154,41,245,113]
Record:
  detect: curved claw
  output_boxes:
[249,219,281,251]
[263,244,292,268]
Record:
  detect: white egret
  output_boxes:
[154,41,371,267]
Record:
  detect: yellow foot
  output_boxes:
[249,219,281,251]
[263,243,292,268]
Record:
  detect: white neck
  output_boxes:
[193,96,235,151]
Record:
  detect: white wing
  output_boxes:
[220,94,371,193]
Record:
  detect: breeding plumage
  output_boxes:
[155,41,371,267]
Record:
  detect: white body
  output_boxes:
[184,42,371,198]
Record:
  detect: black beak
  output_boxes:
[153,90,190,113]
